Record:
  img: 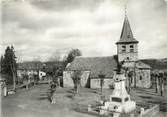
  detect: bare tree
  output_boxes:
[98,71,105,95]
[127,70,133,94]
[159,72,164,96]
[71,70,82,94]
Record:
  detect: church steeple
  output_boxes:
[116,8,139,62]
[116,9,138,44]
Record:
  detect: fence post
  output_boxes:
[4,85,7,96]
[140,108,144,117]
[130,113,135,117]
[88,105,91,112]
[113,112,120,117]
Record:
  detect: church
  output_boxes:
[63,12,151,89]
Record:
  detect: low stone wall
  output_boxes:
[90,78,114,89]
[142,104,159,117]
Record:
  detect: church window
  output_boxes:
[125,97,129,102]
[122,45,126,52]
[130,45,134,52]
[131,76,133,83]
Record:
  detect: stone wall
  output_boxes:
[117,43,138,62]
[90,78,114,89]
[63,71,90,88]
[63,71,75,88]
[63,68,151,89]
[124,68,151,88]
[135,69,151,88]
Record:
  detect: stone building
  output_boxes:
[63,13,151,88]
[63,56,117,88]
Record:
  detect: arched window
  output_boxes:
[122,45,126,52]
[130,45,134,52]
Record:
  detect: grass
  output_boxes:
[2,84,167,117]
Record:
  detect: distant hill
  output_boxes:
[140,58,167,70]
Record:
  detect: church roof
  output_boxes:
[122,61,151,69]
[116,15,138,44]
[66,56,117,78]
[65,56,151,78]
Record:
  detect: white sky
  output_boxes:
[1,0,167,62]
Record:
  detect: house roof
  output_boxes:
[66,56,118,78]
[116,15,138,44]
[17,61,64,72]
[17,61,43,70]
[136,61,151,69]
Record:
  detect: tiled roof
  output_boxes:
[17,61,64,71]
[136,61,151,69]
[66,56,151,78]
[17,61,43,70]
[66,56,118,78]
[123,61,151,69]
[116,15,138,44]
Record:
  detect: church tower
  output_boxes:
[116,11,139,63]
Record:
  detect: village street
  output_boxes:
[2,84,167,117]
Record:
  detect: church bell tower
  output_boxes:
[116,9,139,63]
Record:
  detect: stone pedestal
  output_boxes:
[100,73,136,114]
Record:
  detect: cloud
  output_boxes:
[1,0,167,62]
[29,0,102,11]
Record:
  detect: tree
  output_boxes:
[151,71,160,93]
[1,46,17,89]
[66,49,82,64]
[159,72,164,96]
[71,70,82,94]
[1,55,4,72]
[98,71,105,96]
[127,70,133,94]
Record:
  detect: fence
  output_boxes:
[142,104,159,117]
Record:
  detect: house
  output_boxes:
[17,61,43,83]
[17,61,64,83]
[63,12,151,88]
